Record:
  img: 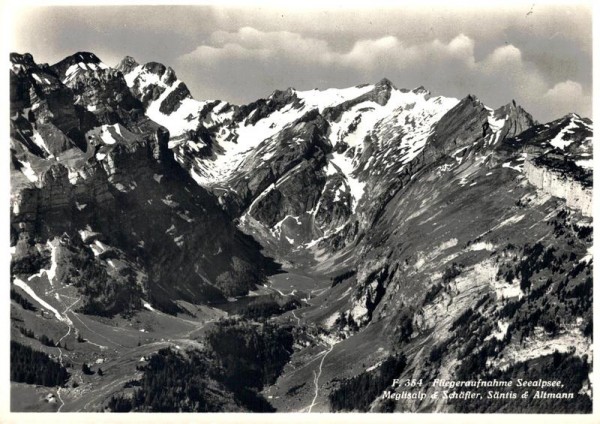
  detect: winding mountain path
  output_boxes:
[307,341,336,412]
[291,310,301,326]
[56,296,82,413]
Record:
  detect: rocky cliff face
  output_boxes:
[524,159,592,216]
[514,113,593,216]
[120,60,543,256]
[10,52,278,316]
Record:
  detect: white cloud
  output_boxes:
[544,80,584,99]
[177,27,591,122]
[485,44,523,67]
[181,29,477,70]
[540,80,592,120]
[447,34,475,58]
[180,27,334,66]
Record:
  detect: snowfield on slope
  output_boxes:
[122,67,520,218]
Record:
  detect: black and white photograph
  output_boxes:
[4,1,596,419]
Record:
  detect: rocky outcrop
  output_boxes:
[159,82,191,115]
[494,100,536,138]
[322,78,395,121]
[10,52,280,315]
[124,62,180,108]
[115,55,139,75]
[428,95,490,155]
[229,112,332,221]
[524,159,592,216]
[345,261,392,328]
[236,88,302,126]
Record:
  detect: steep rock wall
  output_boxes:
[523,159,592,216]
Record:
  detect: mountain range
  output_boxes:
[10,51,593,413]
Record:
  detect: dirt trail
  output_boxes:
[307,341,336,413]
[56,296,82,413]
[292,310,301,326]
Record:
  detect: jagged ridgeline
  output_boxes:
[10,52,280,315]
[10,51,592,413]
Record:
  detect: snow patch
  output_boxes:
[323,312,341,330]
[549,120,580,150]
[486,109,507,145]
[295,85,374,112]
[579,246,593,264]
[366,361,382,372]
[31,73,45,84]
[143,302,157,312]
[329,153,365,212]
[90,240,109,256]
[502,162,524,172]
[438,238,458,251]
[31,131,52,156]
[27,241,58,286]
[496,214,525,229]
[18,160,38,182]
[469,241,495,251]
[13,278,65,322]
[576,159,593,169]
[100,125,119,145]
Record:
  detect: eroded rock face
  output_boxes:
[119,57,566,259]
[160,83,191,115]
[60,53,593,341]
[322,78,396,121]
[494,100,536,139]
[428,95,490,155]
[10,52,279,316]
[517,114,593,216]
[524,160,592,216]
[228,112,333,222]
[115,55,139,75]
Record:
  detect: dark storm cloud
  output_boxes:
[10,3,592,122]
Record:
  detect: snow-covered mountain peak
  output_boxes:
[293,79,430,114]
[51,52,110,85]
[123,61,179,91]
[549,114,593,150]
[53,51,105,69]
[119,60,206,140]
[294,84,375,112]
[113,58,563,249]
[118,63,466,219]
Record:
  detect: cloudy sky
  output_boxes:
[10,3,592,122]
